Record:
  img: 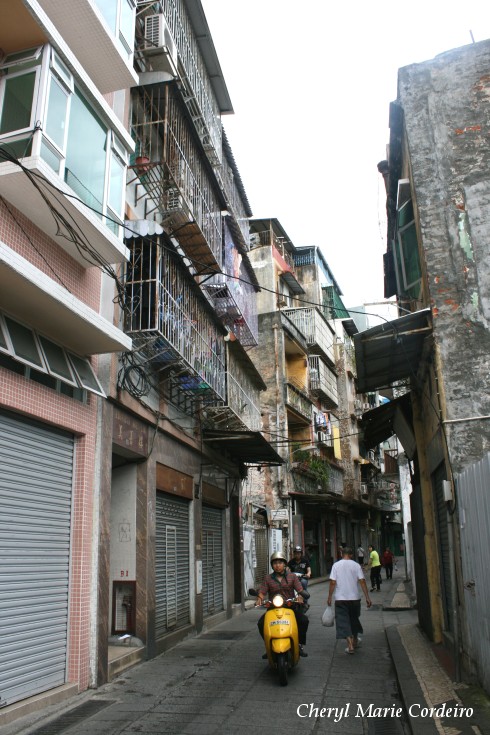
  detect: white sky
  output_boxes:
[201,0,490,310]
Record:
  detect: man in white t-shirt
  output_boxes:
[327,547,372,654]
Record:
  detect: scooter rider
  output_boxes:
[255,551,309,657]
[287,545,312,591]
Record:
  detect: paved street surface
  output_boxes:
[3,570,490,735]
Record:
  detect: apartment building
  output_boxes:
[0,0,281,717]
[245,223,391,582]
[360,39,490,691]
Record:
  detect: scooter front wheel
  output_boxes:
[276,652,288,686]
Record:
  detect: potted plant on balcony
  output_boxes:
[134,142,151,176]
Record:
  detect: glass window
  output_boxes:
[120,0,135,53]
[65,89,107,214]
[0,317,9,352]
[40,138,62,174]
[69,353,105,396]
[108,151,124,215]
[45,76,69,151]
[38,335,77,384]
[50,50,73,90]
[0,47,42,68]
[4,316,44,368]
[0,72,36,134]
[95,0,117,34]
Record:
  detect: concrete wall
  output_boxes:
[398,39,490,474]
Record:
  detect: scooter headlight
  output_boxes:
[272,594,284,608]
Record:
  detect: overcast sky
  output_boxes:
[201,1,490,311]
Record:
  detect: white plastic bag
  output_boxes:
[321,604,335,627]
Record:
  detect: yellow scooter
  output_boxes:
[251,589,306,686]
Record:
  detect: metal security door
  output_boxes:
[155,492,190,636]
[202,506,224,616]
[0,411,74,706]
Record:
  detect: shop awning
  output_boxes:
[203,431,284,466]
[361,393,416,458]
[354,309,432,393]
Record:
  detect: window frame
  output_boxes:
[0,311,105,397]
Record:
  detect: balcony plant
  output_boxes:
[291,445,330,489]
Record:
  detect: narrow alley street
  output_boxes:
[4,576,416,735]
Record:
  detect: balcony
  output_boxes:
[129,83,222,274]
[202,274,258,348]
[125,232,226,401]
[291,461,343,496]
[35,0,139,93]
[204,345,262,433]
[0,44,130,265]
[309,355,338,408]
[250,227,304,295]
[285,380,312,423]
[0,242,131,355]
[282,307,335,365]
[136,0,227,166]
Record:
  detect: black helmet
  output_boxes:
[270,551,287,565]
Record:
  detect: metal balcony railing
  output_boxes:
[202,273,258,348]
[250,229,295,270]
[226,371,261,431]
[309,355,338,408]
[125,235,225,401]
[137,0,222,165]
[130,84,222,273]
[282,308,335,364]
[285,381,312,422]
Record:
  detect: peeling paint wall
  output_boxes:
[398,40,490,473]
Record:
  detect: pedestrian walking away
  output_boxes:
[327,546,372,653]
[381,547,394,579]
[357,543,365,566]
[368,544,382,591]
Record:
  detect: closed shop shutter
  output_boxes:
[0,411,74,706]
[155,492,190,637]
[202,506,224,616]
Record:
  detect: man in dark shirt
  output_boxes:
[287,545,312,591]
[255,551,309,657]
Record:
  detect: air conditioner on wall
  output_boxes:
[144,14,178,75]
[361,483,368,496]
[317,431,327,443]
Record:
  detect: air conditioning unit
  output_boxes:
[360,483,368,497]
[317,431,327,444]
[144,14,178,75]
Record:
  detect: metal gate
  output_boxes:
[202,506,224,616]
[155,492,190,636]
[457,452,490,693]
[0,411,74,706]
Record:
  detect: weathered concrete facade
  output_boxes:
[372,38,490,691]
[398,40,490,472]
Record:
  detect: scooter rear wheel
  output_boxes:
[276,652,288,686]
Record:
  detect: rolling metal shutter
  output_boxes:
[202,506,224,616]
[155,492,190,637]
[0,411,74,707]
